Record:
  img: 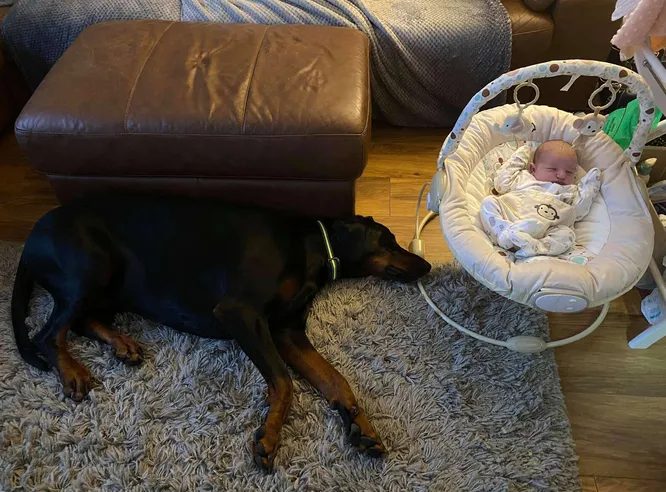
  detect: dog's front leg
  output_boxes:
[272,315,385,458]
[213,299,293,472]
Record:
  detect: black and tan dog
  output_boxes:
[11,195,431,470]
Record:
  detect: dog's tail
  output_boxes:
[11,256,49,370]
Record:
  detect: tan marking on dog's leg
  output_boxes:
[83,318,143,365]
[53,325,95,402]
[275,329,385,457]
[214,300,293,472]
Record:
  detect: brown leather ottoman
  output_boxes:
[15,21,370,216]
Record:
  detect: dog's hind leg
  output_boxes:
[72,312,143,366]
[213,299,293,472]
[273,319,385,458]
[34,301,95,402]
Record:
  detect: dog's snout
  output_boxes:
[414,256,431,276]
[409,254,432,278]
[384,251,431,282]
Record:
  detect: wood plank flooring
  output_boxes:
[1,126,665,489]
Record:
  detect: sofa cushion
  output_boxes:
[15,21,370,181]
[503,0,553,68]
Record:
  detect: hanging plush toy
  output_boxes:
[572,113,606,136]
[494,81,538,139]
[573,79,615,146]
[495,111,534,136]
[572,113,606,148]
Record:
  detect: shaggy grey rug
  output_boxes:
[0,241,580,491]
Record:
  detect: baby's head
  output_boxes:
[530,140,578,185]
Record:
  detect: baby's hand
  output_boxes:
[580,168,601,193]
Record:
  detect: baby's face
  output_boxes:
[530,144,578,185]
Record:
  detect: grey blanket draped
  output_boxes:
[1,0,511,127]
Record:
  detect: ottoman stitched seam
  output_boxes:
[240,26,269,135]
[123,21,176,133]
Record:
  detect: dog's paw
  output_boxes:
[349,422,385,457]
[335,404,386,458]
[111,334,143,366]
[252,426,277,472]
[59,361,96,402]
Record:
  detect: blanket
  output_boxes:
[1,0,511,127]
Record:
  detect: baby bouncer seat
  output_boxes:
[417,60,659,352]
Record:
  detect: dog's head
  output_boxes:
[329,216,431,282]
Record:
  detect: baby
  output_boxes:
[480,140,601,258]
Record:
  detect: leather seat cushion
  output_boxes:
[15,21,371,181]
[503,0,554,68]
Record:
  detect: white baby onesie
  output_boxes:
[480,144,601,258]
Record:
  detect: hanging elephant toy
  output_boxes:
[494,80,538,139]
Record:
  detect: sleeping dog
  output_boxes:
[11,195,431,471]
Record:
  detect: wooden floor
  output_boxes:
[1,127,665,491]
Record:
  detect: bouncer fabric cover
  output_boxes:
[439,104,654,309]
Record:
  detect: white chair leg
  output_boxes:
[629,318,666,349]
